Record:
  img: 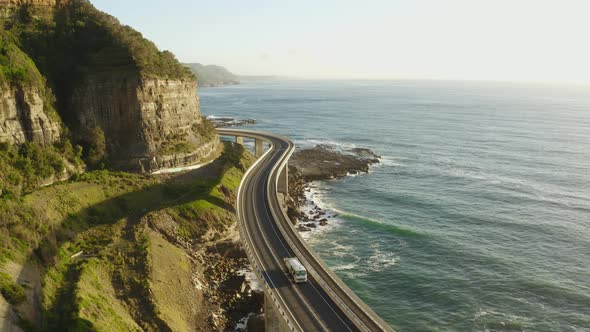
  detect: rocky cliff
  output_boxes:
[71,72,219,172]
[0,0,219,173]
[0,0,68,20]
[0,30,62,146]
[0,2,249,331]
[0,83,61,145]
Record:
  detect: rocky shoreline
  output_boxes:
[208,116,257,128]
[286,144,380,232]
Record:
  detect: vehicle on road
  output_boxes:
[284,257,308,283]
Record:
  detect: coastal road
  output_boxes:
[218,129,393,332]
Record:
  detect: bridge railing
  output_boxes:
[265,138,394,332]
[230,132,302,332]
[223,128,392,332]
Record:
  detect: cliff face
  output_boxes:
[71,73,219,171]
[136,78,220,171]
[0,0,219,173]
[0,84,61,145]
[0,0,66,18]
[0,32,62,146]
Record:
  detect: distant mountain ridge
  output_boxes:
[184,63,240,87]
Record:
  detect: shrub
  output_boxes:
[0,271,26,305]
[194,116,216,141]
[0,140,83,195]
[83,127,106,167]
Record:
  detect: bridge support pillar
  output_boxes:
[278,164,288,195]
[264,290,292,332]
[235,136,244,145]
[255,139,264,157]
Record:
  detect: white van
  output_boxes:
[284,257,308,283]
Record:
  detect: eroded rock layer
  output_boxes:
[0,0,219,173]
[0,84,61,145]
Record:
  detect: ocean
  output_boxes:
[200,79,590,331]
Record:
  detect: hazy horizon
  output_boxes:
[92,0,590,85]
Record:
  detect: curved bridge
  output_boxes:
[217,129,393,332]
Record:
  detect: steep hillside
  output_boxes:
[184,63,240,87]
[0,1,260,330]
[0,0,220,172]
[0,33,60,146]
[0,142,261,331]
[0,32,84,196]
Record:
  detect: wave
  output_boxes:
[303,183,426,239]
[435,165,590,214]
[299,184,343,242]
[294,138,358,150]
[339,213,426,238]
[471,307,531,331]
[367,249,399,272]
[236,266,263,292]
[304,182,338,212]
[518,279,590,309]
[378,155,410,167]
[331,262,360,272]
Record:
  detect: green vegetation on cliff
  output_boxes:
[0,271,26,305]
[0,140,83,197]
[10,0,192,84]
[0,33,42,86]
[0,142,255,331]
[1,0,217,172]
[0,2,233,328]
[0,31,61,121]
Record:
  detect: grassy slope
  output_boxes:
[0,142,255,331]
[148,229,197,332]
[76,258,142,332]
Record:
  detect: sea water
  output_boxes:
[200,79,590,331]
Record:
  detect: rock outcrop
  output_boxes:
[289,144,380,181]
[208,116,257,128]
[71,73,220,171]
[0,84,61,145]
[0,0,67,19]
[0,0,220,173]
[0,30,62,147]
[286,145,381,227]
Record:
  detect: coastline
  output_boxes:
[286,146,382,240]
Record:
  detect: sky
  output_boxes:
[91,0,590,84]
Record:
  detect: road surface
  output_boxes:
[219,128,393,332]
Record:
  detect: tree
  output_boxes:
[85,127,106,167]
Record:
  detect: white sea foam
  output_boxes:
[234,313,255,331]
[305,182,339,211]
[294,138,357,151]
[367,249,399,272]
[379,155,409,167]
[472,307,533,331]
[298,182,344,241]
[331,262,359,272]
[236,265,263,292]
[329,241,355,255]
